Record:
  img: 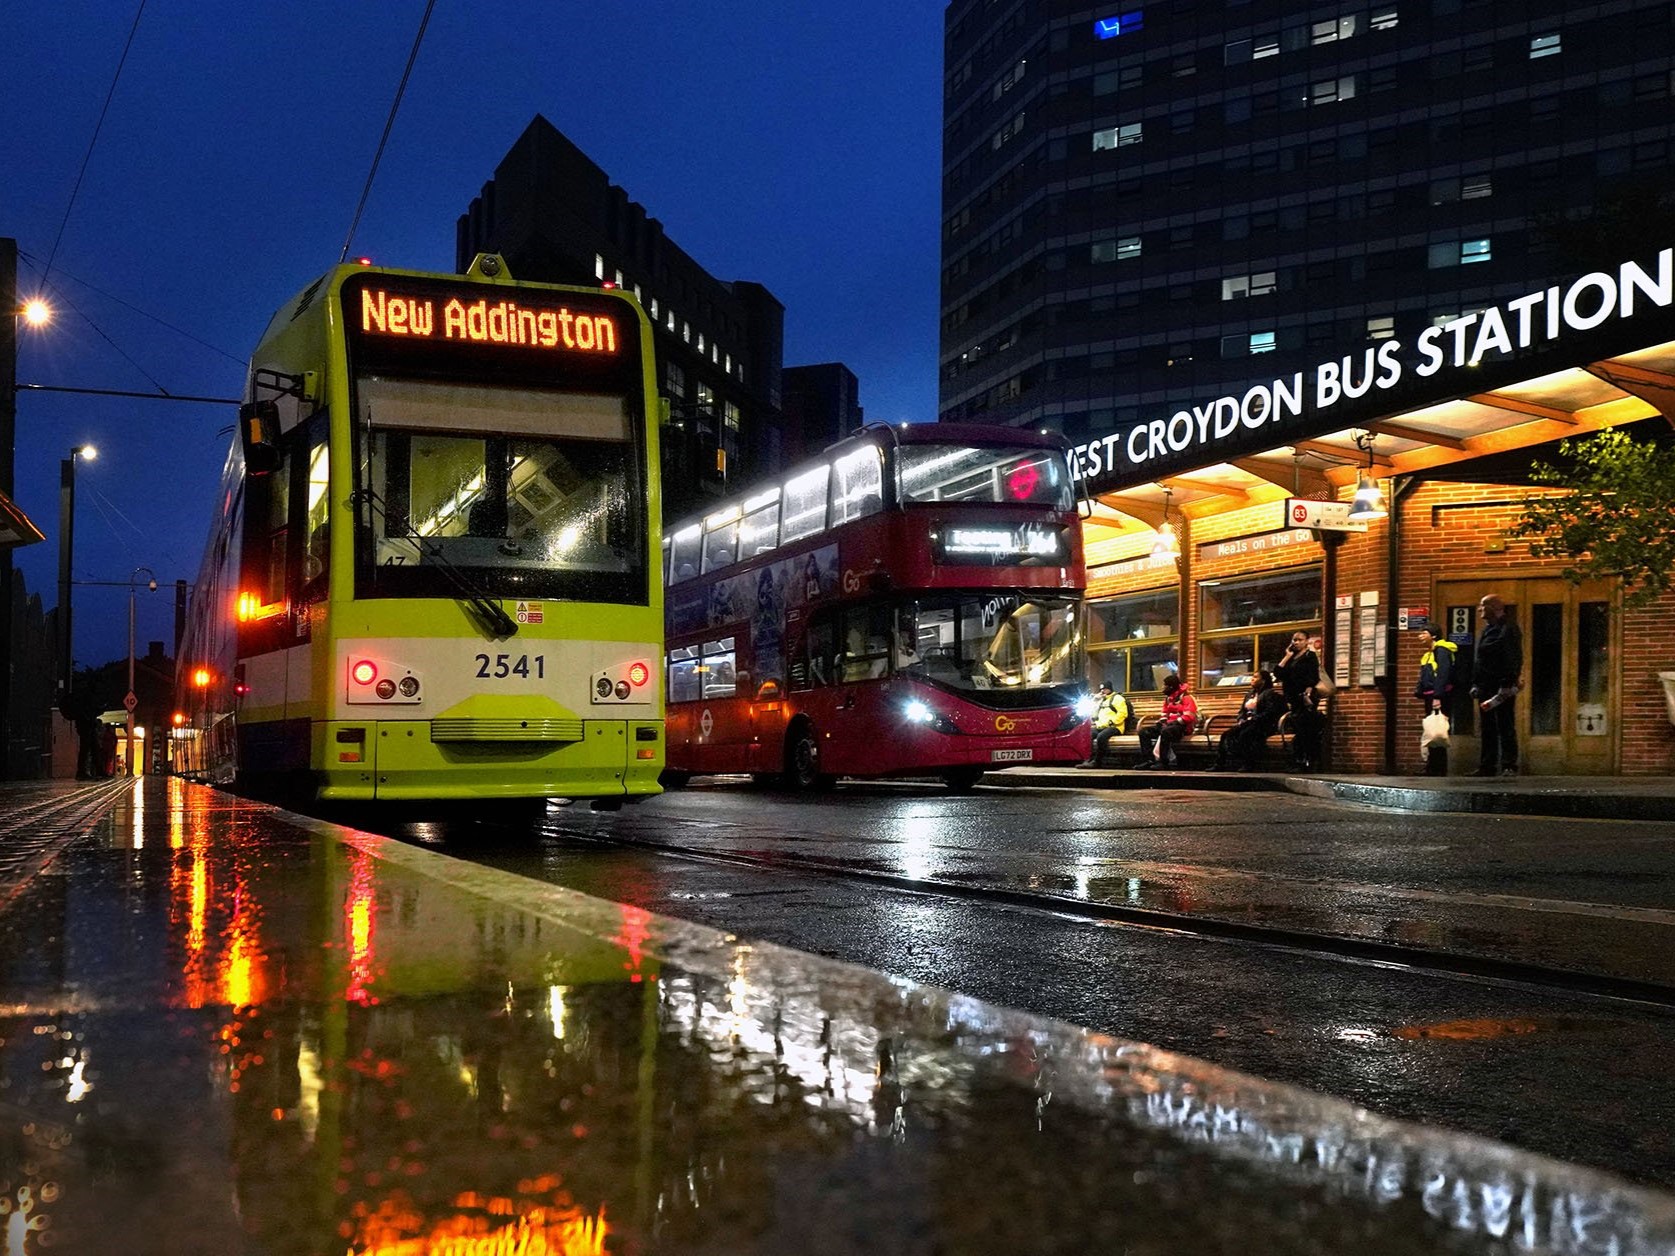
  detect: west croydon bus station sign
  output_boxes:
[1069,247,1675,494]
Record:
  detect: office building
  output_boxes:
[939,2,1675,775]
[458,116,787,521]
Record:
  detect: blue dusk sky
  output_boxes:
[4,2,946,668]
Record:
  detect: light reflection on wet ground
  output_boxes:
[1,779,1673,1255]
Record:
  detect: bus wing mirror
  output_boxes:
[239,400,282,476]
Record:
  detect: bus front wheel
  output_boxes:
[784,723,830,792]
[942,767,985,793]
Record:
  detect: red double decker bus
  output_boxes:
[661,423,1090,791]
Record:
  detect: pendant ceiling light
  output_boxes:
[1150,487,1181,558]
[1347,433,1388,522]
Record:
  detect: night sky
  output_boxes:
[4,1,945,668]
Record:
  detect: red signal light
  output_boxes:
[628,662,650,687]
[601,280,616,290]
[351,661,378,686]
[354,257,373,266]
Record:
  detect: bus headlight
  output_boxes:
[1074,694,1097,719]
[905,700,932,724]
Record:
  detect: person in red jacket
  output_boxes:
[1136,673,1198,768]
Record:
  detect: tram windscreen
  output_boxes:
[897,443,1073,509]
[354,375,644,602]
[896,593,1082,692]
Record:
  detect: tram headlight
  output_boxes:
[596,676,614,698]
[1075,694,1097,719]
[904,700,932,724]
[375,678,397,700]
[397,676,420,697]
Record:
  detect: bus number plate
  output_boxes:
[474,653,546,679]
[991,748,1034,762]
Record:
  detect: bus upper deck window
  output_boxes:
[781,465,830,543]
[702,508,740,573]
[831,447,883,526]
[669,524,701,582]
[740,487,781,557]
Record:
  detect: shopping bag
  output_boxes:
[1420,711,1451,752]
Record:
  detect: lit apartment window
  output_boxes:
[724,402,741,431]
[1431,312,1459,328]
[992,59,1026,101]
[724,353,732,373]
[1221,271,1276,299]
[1093,122,1143,150]
[1367,316,1396,340]
[1530,33,1561,58]
[992,112,1026,150]
[615,270,624,288]
[682,321,691,344]
[1094,11,1143,39]
[1249,331,1277,354]
[595,254,605,280]
[1223,332,1276,356]
[666,309,676,332]
[1092,235,1141,262]
[1308,76,1357,105]
[1463,174,1492,199]
[1370,8,1398,29]
[1428,239,1492,268]
[697,333,706,354]
[1311,15,1357,43]
[1117,235,1142,259]
[1253,35,1280,59]
[650,297,660,318]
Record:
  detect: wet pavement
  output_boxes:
[1004,766,1675,822]
[3,778,1675,1255]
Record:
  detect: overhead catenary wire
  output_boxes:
[42,0,150,288]
[339,0,440,264]
[19,249,244,366]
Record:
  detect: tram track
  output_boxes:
[542,819,1675,1015]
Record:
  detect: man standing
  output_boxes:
[1274,630,1321,768]
[1414,629,1457,775]
[1473,594,1523,776]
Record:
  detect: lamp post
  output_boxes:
[127,566,156,777]
[57,443,95,701]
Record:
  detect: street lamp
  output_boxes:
[127,565,156,777]
[57,444,96,700]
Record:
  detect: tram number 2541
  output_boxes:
[474,653,547,679]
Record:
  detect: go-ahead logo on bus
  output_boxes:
[994,715,1017,733]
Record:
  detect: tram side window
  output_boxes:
[301,433,329,599]
[701,637,737,698]
[243,447,292,609]
[781,465,830,543]
[831,447,884,526]
[668,644,700,703]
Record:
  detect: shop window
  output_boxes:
[1198,568,1322,690]
[1087,588,1180,693]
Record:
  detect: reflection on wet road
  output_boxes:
[2,778,1674,1254]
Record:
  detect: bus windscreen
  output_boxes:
[897,444,1073,509]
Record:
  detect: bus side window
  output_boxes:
[668,645,700,703]
[701,637,737,698]
[800,612,836,689]
[839,603,891,682]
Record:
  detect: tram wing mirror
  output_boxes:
[239,400,282,476]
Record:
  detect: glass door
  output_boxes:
[1434,577,1616,775]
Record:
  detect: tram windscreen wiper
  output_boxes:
[351,488,519,639]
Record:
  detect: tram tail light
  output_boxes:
[591,659,656,706]
[351,660,378,686]
[345,655,423,705]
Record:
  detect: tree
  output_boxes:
[1510,428,1675,608]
